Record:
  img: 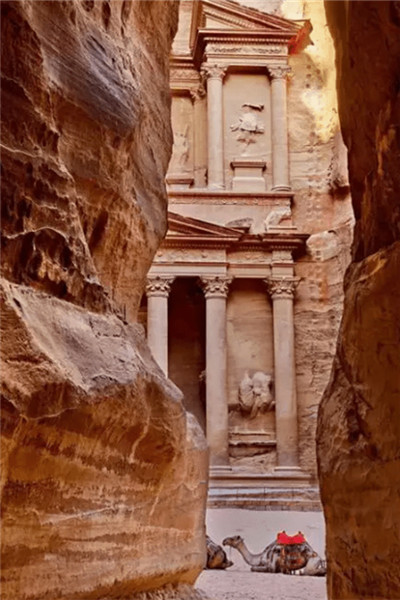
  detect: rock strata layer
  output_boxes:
[318,2,400,598]
[1,2,208,599]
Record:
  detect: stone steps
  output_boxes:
[208,486,322,511]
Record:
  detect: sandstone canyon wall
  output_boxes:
[317,1,400,598]
[1,2,208,599]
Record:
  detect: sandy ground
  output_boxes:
[195,509,327,600]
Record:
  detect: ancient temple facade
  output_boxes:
[142,0,353,507]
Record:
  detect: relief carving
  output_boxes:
[230,104,265,156]
[238,371,274,418]
[207,45,285,55]
[264,206,291,231]
[170,124,190,171]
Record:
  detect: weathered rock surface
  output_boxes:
[318,2,400,598]
[1,1,208,599]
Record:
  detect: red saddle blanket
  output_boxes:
[276,531,306,545]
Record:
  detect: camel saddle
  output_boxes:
[276,531,308,572]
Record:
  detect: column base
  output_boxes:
[231,159,266,192]
[272,184,291,192]
[166,174,194,190]
[208,183,225,191]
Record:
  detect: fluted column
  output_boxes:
[190,84,207,188]
[269,66,291,191]
[265,277,300,470]
[146,276,174,375]
[201,64,226,190]
[200,275,231,465]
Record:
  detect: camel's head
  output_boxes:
[222,535,243,548]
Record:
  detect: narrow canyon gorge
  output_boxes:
[1,1,399,599]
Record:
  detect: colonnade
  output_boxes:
[200,62,291,191]
[146,274,300,472]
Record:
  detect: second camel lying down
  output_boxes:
[222,532,326,576]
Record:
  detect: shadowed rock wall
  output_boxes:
[318,2,400,598]
[1,2,208,599]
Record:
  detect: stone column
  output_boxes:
[269,66,291,191]
[146,276,174,376]
[200,275,231,466]
[265,277,300,471]
[190,84,207,188]
[201,64,226,190]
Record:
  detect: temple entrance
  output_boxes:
[168,277,206,431]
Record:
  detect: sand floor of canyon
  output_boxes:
[196,509,327,600]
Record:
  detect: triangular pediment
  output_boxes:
[167,211,242,239]
[191,0,302,45]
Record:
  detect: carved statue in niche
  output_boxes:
[170,124,190,171]
[238,371,274,418]
[230,104,265,156]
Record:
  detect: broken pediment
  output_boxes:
[190,0,309,63]
[167,211,242,240]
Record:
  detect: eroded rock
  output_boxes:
[1,1,208,599]
[318,2,400,598]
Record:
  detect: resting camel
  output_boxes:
[222,533,326,576]
[206,536,233,570]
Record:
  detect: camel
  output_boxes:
[206,536,233,570]
[222,534,326,576]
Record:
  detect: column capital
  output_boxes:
[268,65,292,81]
[201,63,227,82]
[190,84,206,103]
[264,277,299,300]
[146,276,174,297]
[200,275,232,299]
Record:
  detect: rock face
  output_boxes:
[317,2,400,598]
[1,2,208,599]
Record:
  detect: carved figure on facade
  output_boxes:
[238,371,274,418]
[171,124,190,170]
[264,206,292,231]
[230,104,265,156]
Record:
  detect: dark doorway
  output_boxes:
[168,277,206,431]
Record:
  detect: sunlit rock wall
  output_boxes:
[1,2,208,599]
[239,0,354,476]
[318,1,400,598]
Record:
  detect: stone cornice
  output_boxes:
[162,232,309,254]
[168,189,294,203]
[193,31,297,67]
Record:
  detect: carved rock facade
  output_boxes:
[1,2,208,599]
